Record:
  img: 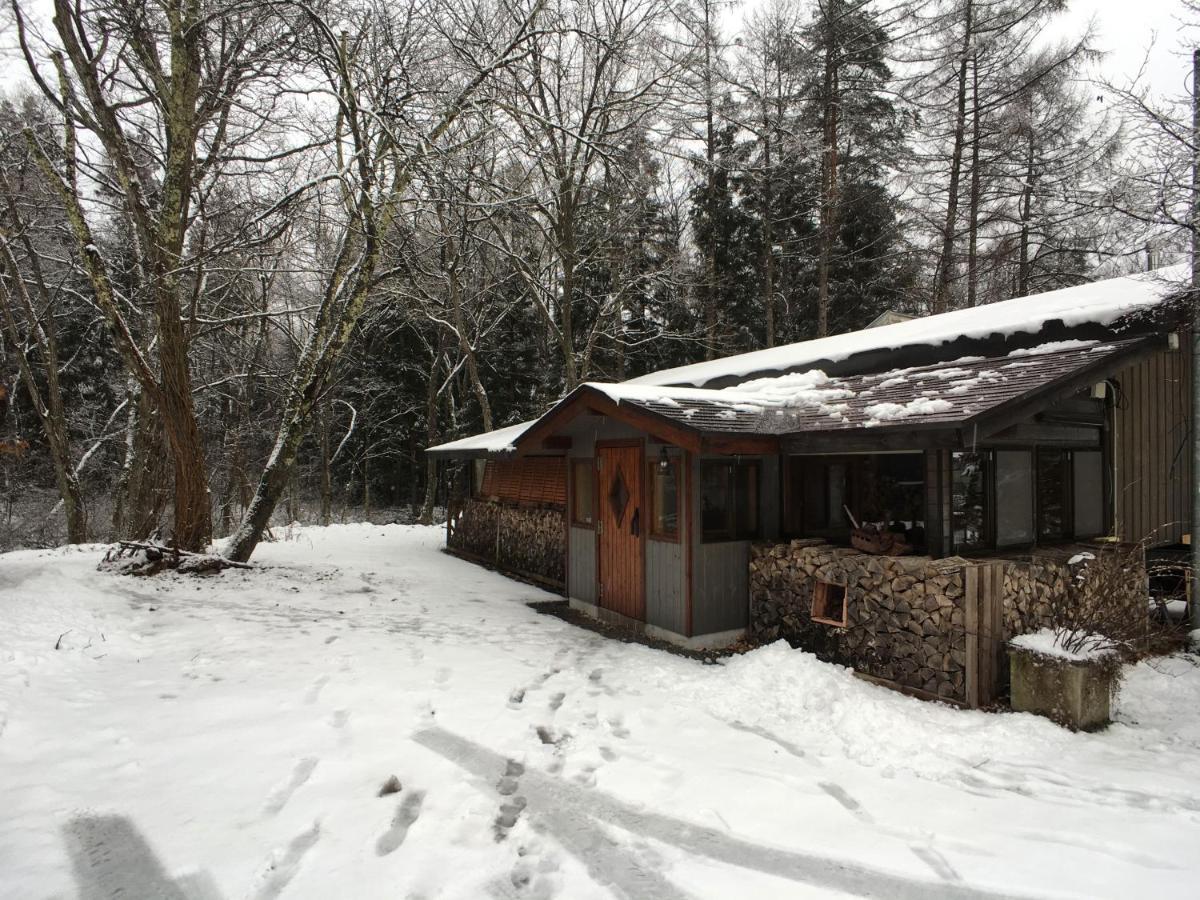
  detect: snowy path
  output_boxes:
[1,525,1199,899]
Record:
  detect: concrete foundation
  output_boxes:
[1009,647,1115,731]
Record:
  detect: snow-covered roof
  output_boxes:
[627,266,1185,388]
[426,420,535,458]
[584,338,1143,437]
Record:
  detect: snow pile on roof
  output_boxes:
[426,419,534,455]
[1007,339,1097,357]
[627,266,1184,388]
[863,397,954,425]
[1010,628,1119,662]
[589,372,855,420]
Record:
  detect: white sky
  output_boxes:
[0,0,1191,97]
[1065,0,1194,99]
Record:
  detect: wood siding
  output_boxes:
[568,525,597,603]
[646,538,686,633]
[1112,344,1192,545]
[693,541,750,635]
[479,457,566,507]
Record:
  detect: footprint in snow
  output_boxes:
[263,757,318,817]
[494,760,527,842]
[254,821,321,900]
[376,791,425,856]
[508,688,526,709]
[304,675,330,705]
[548,692,565,712]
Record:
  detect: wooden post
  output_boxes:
[964,561,1004,708]
[964,565,980,708]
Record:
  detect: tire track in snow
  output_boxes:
[416,727,1032,900]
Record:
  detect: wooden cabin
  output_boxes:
[429,268,1190,704]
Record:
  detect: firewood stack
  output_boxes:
[850,525,911,556]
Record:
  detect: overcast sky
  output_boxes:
[0,0,1193,103]
[1064,0,1193,98]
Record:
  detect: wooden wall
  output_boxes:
[646,538,686,634]
[1112,343,1192,545]
[686,454,778,637]
[479,457,566,507]
[568,525,596,604]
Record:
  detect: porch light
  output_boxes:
[659,446,670,471]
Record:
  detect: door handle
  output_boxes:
[631,506,640,538]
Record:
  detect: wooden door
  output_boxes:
[597,443,645,621]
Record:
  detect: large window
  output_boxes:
[571,459,595,527]
[1073,450,1104,538]
[649,456,680,540]
[951,452,988,551]
[952,447,1108,552]
[788,453,926,549]
[995,450,1034,547]
[701,459,760,542]
[1036,449,1071,542]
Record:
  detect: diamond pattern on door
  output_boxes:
[608,466,630,526]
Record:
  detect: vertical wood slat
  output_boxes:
[1112,345,1192,545]
[964,566,979,708]
[597,445,646,622]
[964,561,1004,709]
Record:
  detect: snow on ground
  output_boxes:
[2,525,1199,900]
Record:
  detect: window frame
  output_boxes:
[700,458,761,543]
[647,455,682,542]
[950,444,1110,554]
[570,458,596,528]
[1035,447,1072,544]
[951,450,993,554]
[811,580,849,627]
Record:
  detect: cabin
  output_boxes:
[428,267,1191,706]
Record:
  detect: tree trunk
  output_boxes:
[761,97,776,348]
[932,0,974,315]
[1017,127,1035,297]
[319,403,332,526]
[419,352,441,525]
[816,15,841,338]
[0,235,87,542]
[967,51,981,308]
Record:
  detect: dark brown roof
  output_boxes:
[600,338,1150,437]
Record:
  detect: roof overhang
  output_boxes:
[512,385,780,456]
[428,334,1167,461]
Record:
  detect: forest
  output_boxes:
[0,0,1195,557]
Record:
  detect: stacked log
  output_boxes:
[750,540,969,702]
[497,505,565,584]
[447,497,565,586]
[1001,544,1146,641]
[750,539,1148,706]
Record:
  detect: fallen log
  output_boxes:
[101,541,254,576]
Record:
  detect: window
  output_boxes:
[701,459,760,542]
[648,456,680,540]
[1037,449,1070,542]
[811,581,848,627]
[788,453,925,547]
[571,459,595,527]
[801,459,849,533]
[952,451,988,551]
[995,450,1034,547]
[1073,450,1104,538]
